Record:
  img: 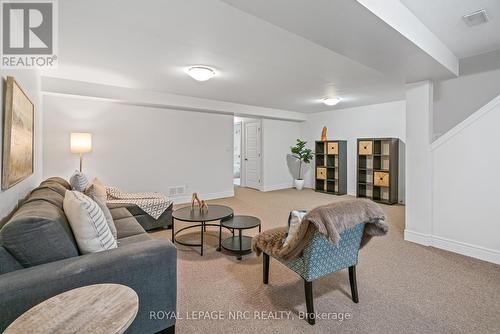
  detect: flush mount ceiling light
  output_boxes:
[322,97,342,106]
[186,66,216,81]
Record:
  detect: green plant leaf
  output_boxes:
[290,139,312,165]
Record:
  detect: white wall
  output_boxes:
[434,68,500,137]
[302,101,406,201]
[431,95,500,264]
[0,70,43,220]
[261,119,302,191]
[43,94,234,203]
[404,81,433,240]
[433,50,500,138]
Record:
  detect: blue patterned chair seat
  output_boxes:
[278,223,365,282]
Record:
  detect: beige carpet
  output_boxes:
[151,187,500,334]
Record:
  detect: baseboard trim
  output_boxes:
[404,230,432,246]
[404,229,500,264]
[432,235,500,265]
[170,190,234,204]
[262,183,293,192]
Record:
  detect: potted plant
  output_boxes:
[290,139,313,190]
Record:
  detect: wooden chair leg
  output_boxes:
[349,266,359,303]
[304,280,315,325]
[263,253,269,284]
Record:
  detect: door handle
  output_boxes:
[245,158,248,161]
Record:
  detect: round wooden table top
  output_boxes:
[221,215,261,230]
[173,204,233,222]
[4,284,139,334]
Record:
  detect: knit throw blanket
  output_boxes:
[106,187,171,220]
[252,199,388,260]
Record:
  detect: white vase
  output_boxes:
[294,179,305,190]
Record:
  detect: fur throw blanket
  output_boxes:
[252,199,388,260]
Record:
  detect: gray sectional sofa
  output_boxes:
[108,201,173,231]
[0,177,176,334]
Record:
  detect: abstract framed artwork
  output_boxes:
[2,76,34,190]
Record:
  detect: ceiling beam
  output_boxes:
[41,77,307,122]
[357,0,459,77]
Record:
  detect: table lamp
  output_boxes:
[70,133,92,172]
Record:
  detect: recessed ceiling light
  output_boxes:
[186,66,216,81]
[322,97,342,106]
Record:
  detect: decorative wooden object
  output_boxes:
[314,140,347,195]
[321,127,327,141]
[4,284,138,334]
[191,192,208,212]
[191,192,200,209]
[357,138,399,205]
[200,200,208,213]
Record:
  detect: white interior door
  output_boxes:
[243,121,261,190]
[234,122,241,179]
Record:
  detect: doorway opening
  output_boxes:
[234,116,262,190]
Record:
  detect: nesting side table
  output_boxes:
[219,215,261,260]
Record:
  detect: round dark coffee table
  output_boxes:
[220,215,261,260]
[172,205,233,256]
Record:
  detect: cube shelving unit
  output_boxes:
[314,140,347,195]
[357,138,399,205]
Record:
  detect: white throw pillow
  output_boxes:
[69,170,89,192]
[283,210,307,247]
[63,190,117,254]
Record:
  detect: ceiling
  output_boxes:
[43,0,465,113]
[401,0,500,58]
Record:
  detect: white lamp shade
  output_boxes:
[71,133,92,154]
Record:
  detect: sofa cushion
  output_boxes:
[107,202,147,217]
[110,207,146,239]
[0,200,79,267]
[0,246,22,274]
[108,202,173,231]
[43,177,71,189]
[63,191,117,254]
[118,233,152,247]
[25,188,65,209]
[39,178,71,197]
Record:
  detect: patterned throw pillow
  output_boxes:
[63,190,117,254]
[85,178,117,240]
[69,171,89,192]
[283,210,307,247]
